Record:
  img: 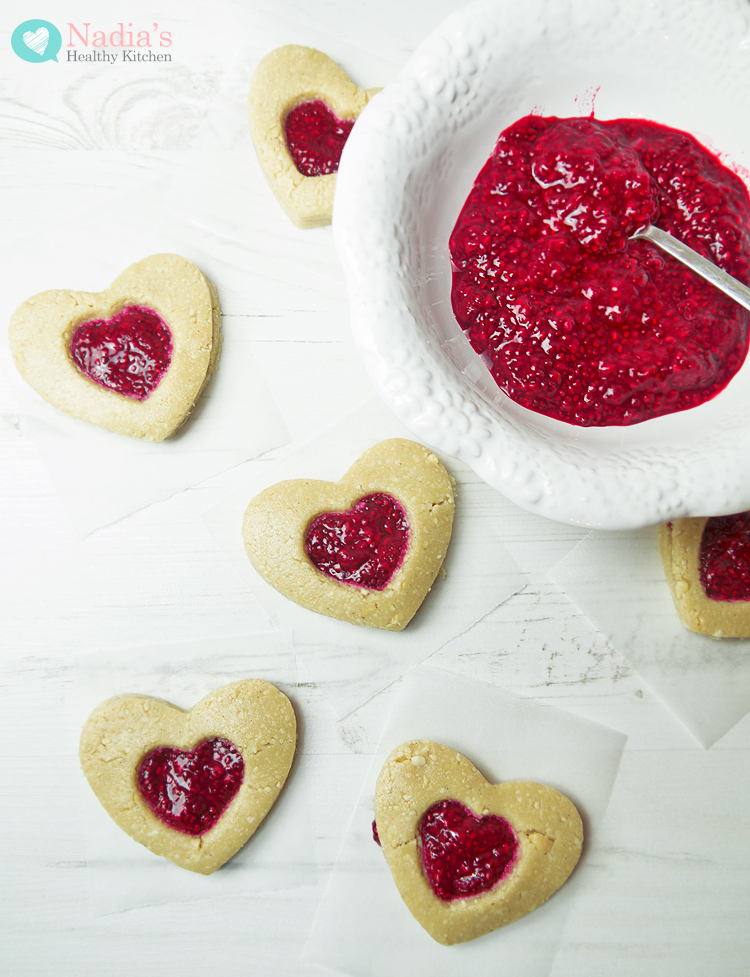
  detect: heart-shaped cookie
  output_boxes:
[659,515,750,636]
[9,253,221,442]
[374,741,583,945]
[79,679,296,874]
[242,439,455,630]
[248,45,380,228]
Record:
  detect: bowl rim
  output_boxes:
[333,0,750,529]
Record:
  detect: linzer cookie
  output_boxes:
[79,679,296,874]
[242,439,454,631]
[8,254,221,441]
[248,45,379,228]
[659,514,750,637]
[373,740,583,945]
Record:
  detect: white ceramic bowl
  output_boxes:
[333,0,750,529]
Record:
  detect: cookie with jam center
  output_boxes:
[242,439,455,631]
[248,44,380,228]
[9,253,221,442]
[659,515,750,637]
[373,740,583,945]
[79,679,296,874]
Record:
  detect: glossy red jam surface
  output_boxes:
[418,799,519,901]
[137,737,244,836]
[372,819,381,846]
[700,511,750,600]
[70,305,172,401]
[305,492,409,590]
[284,100,354,177]
[450,115,750,426]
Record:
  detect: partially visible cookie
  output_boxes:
[8,253,221,442]
[242,439,455,631]
[373,740,583,945]
[659,513,750,637]
[248,44,379,228]
[79,679,296,874]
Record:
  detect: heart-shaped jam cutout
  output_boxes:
[418,800,519,901]
[284,100,355,177]
[699,511,750,601]
[70,305,173,401]
[305,492,409,590]
[137,737,244,836]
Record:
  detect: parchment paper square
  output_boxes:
[304,664,626,977]
[549,529,750,747]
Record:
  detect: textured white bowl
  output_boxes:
[333,0,750,529]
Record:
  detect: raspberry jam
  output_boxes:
[137,737,244,836]
[284,100,354,177]
[700,511,750,601]
[450,115,750,426]
[70,305,172,401]
[418,799,519,901]
[305,493,409,590]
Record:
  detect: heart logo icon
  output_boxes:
[80,680,296,874]
[374,741,583,945]
[242,439,455,630]
[9,254,221,441]
[23,27,49,54]
[248,45,380,228]
[659,516,750,636]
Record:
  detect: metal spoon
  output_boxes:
[631,223,750,312]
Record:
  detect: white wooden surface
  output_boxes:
[2,2,750,975]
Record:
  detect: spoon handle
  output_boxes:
[632,224,750,313]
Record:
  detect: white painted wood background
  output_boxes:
[1,1,749,974]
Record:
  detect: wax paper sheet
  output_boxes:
[549,529,750,747]
[203,398,526,719]
[0,182,288,536]
[304,664,626,977]
[73,632,315,915]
